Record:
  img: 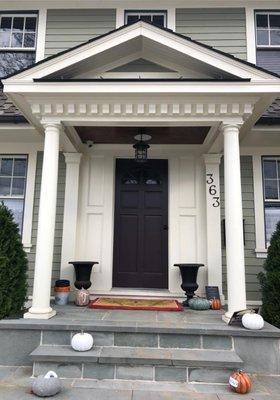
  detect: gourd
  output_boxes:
[229,370,251,394]
[188,297,210,310]
[32,371,62,397]
[242,313,264,330]
[71,331,94,351]
[210,298,221,310]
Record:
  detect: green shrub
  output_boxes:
[258,221,280,328]
[0,203,28,319]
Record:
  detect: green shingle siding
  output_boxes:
[176,8,247,60]
[44,9,116,57]
[26,152,66,294]
[220,156,264,302]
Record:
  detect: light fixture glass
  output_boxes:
[133,129,151,163]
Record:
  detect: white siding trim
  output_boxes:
[245,6,256,64]
[252,155,266,258]
[36,8,47,62]
[116,7,125,28]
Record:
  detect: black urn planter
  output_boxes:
[174,263,204,307]
[69,261,99,290]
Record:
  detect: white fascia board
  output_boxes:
[3,22,279,83]
[4,81,280,95]
[2,1,280,9]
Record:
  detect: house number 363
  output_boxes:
[206,173,220,208]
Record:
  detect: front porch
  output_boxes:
[0,302,279,396]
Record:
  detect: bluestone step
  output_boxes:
[30,345,243,368]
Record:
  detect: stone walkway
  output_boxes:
[0,366,280,400]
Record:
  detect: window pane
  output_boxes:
[152,15,165,27]
[263,160,277,178]
[127,15,139,24]
[140,15,152,22]
[11,32,23,47]
[0,51,35,78]
[24,32,35,48]
[256,14,268,28]
[257,29,269,45]
[0,17,11,47]
[25,17,36,31]
[13,17,24,31]
[14,158,27,177]
[270,14,280,29]
[265,206,280,244]
[0,177,11,195]
[11,177,25,195]
[2,198,24,233]
[0,16,12,29]
[270,30,280,45]
[0,158,13,176]
[264,179,278,199]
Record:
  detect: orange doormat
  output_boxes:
[89,297,183,312]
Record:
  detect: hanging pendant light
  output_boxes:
[133,129,151,163]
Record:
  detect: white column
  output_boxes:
[60,153,82,286]
[203,154,224,303]
[222,124,247,323]
[24,123,61,319]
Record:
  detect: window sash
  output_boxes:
[256,12,280,48]
[0,14,37,50]
[0,155,27,198]
[125,10,167,27]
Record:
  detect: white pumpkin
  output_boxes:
[71,332,94,351]
[242,313,264,330]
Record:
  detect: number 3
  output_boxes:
[212,197,220,207]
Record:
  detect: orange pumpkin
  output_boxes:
[211,297,221,310]
[229,370,251,394]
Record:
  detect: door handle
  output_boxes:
[163,225,169,230]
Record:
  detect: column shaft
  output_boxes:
[222,124,246,321]
[24,123,60,319]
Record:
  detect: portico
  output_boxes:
[2,20,280,321]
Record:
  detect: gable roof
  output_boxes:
[4,20,280,82]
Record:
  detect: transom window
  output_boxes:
[256,12,280,47]
[125,10,167,27]
[0,155,27,233]
[262,157,280,245]
[0,14,37,49]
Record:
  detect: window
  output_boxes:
[0,155,27,234]
[255,12,280,76]
[256,12,280,46]
[125,11,167,27]
[0,13,37,78]
[262,157,280,245]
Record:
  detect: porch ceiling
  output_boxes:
[75,126,210,144]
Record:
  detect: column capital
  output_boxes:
[63,152,82,164]
[203,153,222,165]
[220,123,241,134]
[42,121,62,131]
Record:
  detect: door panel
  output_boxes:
[113,159,168,289]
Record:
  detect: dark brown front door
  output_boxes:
[113,159,168,289]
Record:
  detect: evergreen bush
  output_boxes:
[0,202,28,319]
[258,221,280,328]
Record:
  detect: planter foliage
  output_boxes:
[0,202,28,319]
[258,221,280,328]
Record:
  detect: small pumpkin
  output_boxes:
[32,371,62,397]
[71,331,94,352]
[229,370,251,394]
[188,297,210,310]
[210,297,221,310]
[242,313,264,330]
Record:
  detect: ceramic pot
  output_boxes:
[69,261,98,290]
[174,263,204,306]
[54,285,70,306]
[75,288,90,306]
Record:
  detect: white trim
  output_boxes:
[116,7,125,28]
[246,6,257,64]
[252,154,266,258]
[36,8,47,62]
[115,7,175,30]
[167,7,176,31]
[0,14,37,51]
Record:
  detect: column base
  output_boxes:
[222,311,232,324]
[24,309,56,320]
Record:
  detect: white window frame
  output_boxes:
[0,13,38,51]
[116,8,175,31]
[255,11,280,49]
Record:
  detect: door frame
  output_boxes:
[76,145,206,296]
